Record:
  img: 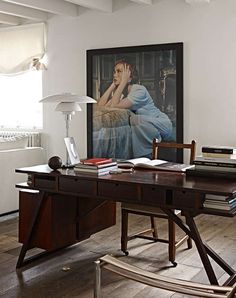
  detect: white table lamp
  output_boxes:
[40,93,96,167]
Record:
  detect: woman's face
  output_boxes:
[113,63,131,86]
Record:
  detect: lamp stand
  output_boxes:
[62,112,74,168]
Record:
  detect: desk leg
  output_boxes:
[204,242,236,286]
[184,214,219,285]
[162,208,218,285]
[16,191,46,269]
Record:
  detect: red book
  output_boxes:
[82,158,113,165]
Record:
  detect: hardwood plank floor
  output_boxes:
[0,206,235,298]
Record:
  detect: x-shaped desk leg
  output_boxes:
[162,208,236,286]
[16,191,46,269]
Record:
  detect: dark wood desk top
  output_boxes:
[16,164,236,198]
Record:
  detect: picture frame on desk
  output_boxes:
[87,43,184,162]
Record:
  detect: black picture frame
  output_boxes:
[87,42,183,162]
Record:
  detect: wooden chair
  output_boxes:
[94,254,236,298]
[121,139,196,266]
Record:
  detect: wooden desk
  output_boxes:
[15,164,236,286]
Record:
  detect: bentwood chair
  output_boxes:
[121,139,196,266]
[94,255,236,298]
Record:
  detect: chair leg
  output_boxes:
[187,236,193,249]
[121,208,129,255]
[168,219,177,266]
[150,216,158,239]
[94,260,102,298]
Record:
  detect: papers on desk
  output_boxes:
[117,157,194,172]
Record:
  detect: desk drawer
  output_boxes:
[141,186,166,205]
[98,181,140,201]
[34,175,56,190]
[141,186,203,209]
[172,190,204,209]
[59,177,97,195]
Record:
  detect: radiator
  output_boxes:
[0,131,41,147]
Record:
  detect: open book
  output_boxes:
[117,157,194,172]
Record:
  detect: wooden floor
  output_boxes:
[0,205,235,298]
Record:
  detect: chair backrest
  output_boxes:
[152,139,196,165]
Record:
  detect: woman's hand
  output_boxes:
[98,81,116,106]
[121,64,131,85]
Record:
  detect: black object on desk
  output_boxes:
[186,167,236,180]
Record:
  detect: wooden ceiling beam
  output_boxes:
[0,1,48,21]
[65,0,112,13]
[185,0,211,3]
[130,0,153,5]
[2,0,79,16]
[0,11,21,25]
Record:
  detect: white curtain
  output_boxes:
[0,23,46,74]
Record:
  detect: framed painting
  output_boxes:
[87,43,183,162]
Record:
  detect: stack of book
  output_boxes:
[186,145,236,178]
[74,158,118,176]
[203,194,236,212]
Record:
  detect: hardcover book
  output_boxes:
[75,161,117,170]
[202,146,236,154]
[205,194,233,201]
[81,157,113,165]
[203,196,236,211]
[202,152,236,159]
[195,156,236,165]
[194,165,236,172]
[118,157,194,172]
[74,164,118,176]
[186,167,236,179]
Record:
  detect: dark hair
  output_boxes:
[114,59,139,84]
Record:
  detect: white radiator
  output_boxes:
[0,131,41,147]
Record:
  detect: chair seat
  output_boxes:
[95,255,236,298]
[121,202,181,216]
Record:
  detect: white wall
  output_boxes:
[42,0,236,162]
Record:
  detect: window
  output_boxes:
[0,70,42,129]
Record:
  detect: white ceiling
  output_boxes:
[0,0,211,27]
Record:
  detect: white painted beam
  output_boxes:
[0,2,48,21]
[65,0,112,13]
[2,0,79,16]
[130,0,153,5]
[185,0,210,3]
[0,12,21,25]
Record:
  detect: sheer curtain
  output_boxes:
[0,23,46,74]
[0,23,46,129]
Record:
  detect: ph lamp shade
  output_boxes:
[55,102,82,113]
[40,92,96,167]
[39,93,96,104]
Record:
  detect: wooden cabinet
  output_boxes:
[19,190,77,251]
[19,190,116,251]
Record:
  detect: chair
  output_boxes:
[94,254,236,298]
[121,139,196,266]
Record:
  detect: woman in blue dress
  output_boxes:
[97,60,173,158]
